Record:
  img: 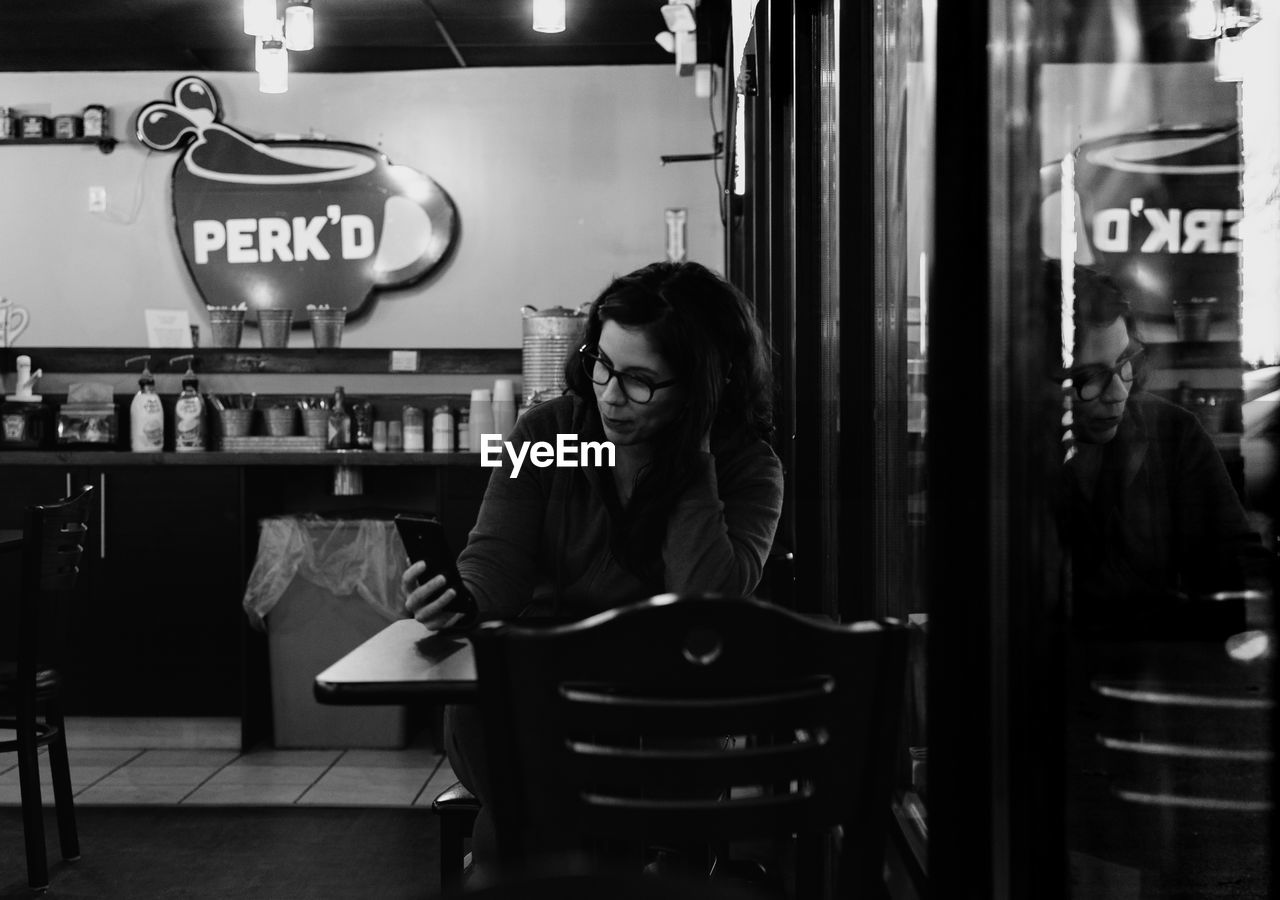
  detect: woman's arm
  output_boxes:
[454,408,555,619]
[661,441,784,597]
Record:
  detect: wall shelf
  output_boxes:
[0,347,521,375]
[0,137,118,154]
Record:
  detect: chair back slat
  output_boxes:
[473,595,908,892]
[16,487,94,675]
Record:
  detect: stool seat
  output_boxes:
[433,780,480,811]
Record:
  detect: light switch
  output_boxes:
[88,186,107,213]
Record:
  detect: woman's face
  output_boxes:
[1073,318,1135,444]
[592,319,685,447]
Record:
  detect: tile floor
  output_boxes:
[0,719,457,809]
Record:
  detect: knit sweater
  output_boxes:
[456,394,784,619]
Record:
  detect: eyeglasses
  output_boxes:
[1065,347,1145,401]
[579,345,678,404]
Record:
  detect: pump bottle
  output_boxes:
[170,355,206,452]
[126,355,164,452]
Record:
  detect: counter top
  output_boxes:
[0,450,485,466]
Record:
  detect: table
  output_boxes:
[313,618,477,706]
[0,529,20,554]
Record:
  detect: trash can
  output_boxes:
[243,515,409,749]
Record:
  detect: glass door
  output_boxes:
[932,0,1275,894]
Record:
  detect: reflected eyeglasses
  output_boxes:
[1064,347,1145,401]
[579,345,678,404]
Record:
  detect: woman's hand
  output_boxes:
[402,562,461,629]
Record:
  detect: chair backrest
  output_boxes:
[17,486,94,678]
[472,594,909,891]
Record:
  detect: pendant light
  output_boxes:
[284,0,314,52]
[243,0,277,36]
[259,37,289,93]
[532,0,566,33]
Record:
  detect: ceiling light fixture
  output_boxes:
[661,2,697,32]
[284,0,314,52]
[532,0,566,33]
[258,37,289,93]
[244,0,278,37]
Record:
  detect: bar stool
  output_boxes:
[432,780,480,893]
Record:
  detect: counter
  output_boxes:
[0,450,484,466]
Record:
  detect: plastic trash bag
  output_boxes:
[242,515,407,631]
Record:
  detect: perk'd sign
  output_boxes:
[136,76,457,323]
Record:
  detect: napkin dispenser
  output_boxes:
[57,381,120,448]
[0,354,52,449]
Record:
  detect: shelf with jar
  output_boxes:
[0,347,521,376]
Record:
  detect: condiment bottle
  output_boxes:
[127,355,164,453]
[170,355,206,452]
[402,406,425,452]
[327,386,351,449]
[432,405,453,452]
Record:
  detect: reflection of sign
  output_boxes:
[1042,124,1241,322]
[136,76,458,323]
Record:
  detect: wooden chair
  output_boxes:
[0,486,93,892]
[471,594,909,898]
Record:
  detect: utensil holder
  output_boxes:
[263,407,297,437]
[219,408,254,440]
[301,408,329,439]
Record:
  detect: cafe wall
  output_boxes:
[0,67,724,349]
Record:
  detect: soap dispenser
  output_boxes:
[169,355,206,452]
[126,355,164,453]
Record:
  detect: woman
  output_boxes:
[402,260,784,869]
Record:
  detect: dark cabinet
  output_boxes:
[75,466,245,715]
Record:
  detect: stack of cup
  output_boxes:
[493,379,516,438]
[469,388,495,453]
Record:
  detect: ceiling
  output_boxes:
[0,0,730,73]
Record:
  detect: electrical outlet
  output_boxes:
[88,186,107,213]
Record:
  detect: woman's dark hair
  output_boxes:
[563,260,775,573]
[1071,263,1137,340]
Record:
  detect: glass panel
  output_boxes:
[884,0,936,874]
[1035,1,1275,894]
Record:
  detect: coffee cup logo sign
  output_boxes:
[1042,124,1241,322]
[136,76,457,324]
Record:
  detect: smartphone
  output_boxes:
[394,514,478,629]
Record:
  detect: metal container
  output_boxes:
[521,304,589,407]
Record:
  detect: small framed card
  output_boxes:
[145,309,194,348]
